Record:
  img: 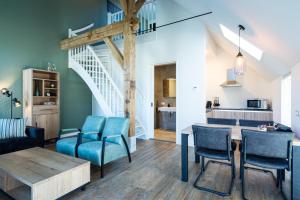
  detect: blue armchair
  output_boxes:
[77,117,131,177]
[56,116,106,157]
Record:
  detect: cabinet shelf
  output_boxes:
[33,78,57,82]
[33,96,57,98]
[23,68,60,141]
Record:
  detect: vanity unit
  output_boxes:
[158,107,176,131]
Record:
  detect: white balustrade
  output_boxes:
[108,0,156,41]
[68,25,124,116]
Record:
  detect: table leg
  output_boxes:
[195,154,200,163]
[181,133,189,182]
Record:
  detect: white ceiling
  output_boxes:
[173,0,300,80]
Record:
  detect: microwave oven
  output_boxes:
[247,99,268,109]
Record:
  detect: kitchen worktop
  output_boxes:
[158,107,176,112]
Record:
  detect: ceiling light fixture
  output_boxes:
[235,25,246,75]
[220,24,263,61]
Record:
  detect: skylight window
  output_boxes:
[220,24,263,60]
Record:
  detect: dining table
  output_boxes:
[180,123,300,182]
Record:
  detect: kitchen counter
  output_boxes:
[207,108,273,121]
[208,107,272,111]
[158,107,176,112]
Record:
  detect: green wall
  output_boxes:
[0,0,107,128]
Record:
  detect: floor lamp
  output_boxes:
[1,88,21,118]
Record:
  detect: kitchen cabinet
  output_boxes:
[244,111,273,121]
[158,111,176,131]
[208,109,273,121]
[213,110,245,120]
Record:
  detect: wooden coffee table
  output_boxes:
[0,147,90,200]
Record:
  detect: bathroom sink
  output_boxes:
[158,107,176,112]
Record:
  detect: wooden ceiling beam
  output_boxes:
[134,0,146,14]
[60,21,125,50]
[103,37,124,69]
[120,0,128,16]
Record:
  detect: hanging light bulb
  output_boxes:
[234,25,245,75]
[235,52,245,75]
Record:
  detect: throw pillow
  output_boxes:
[0,118,27,139]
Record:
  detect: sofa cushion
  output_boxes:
[78,141,127,166]
[81,116,106,140]
[102,117,129,144]
[246,154,289,169]
[0,118,26,139]
[0,137,38,155]
[56,137,94,157]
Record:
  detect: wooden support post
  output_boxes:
[134,0,146,14]
[123,0,139,138]
[103,37,124,68]
[123,20,136,137]
[120,0,128,15]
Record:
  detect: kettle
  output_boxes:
[206,101,212,109]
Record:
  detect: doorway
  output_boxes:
[154,63,176,142]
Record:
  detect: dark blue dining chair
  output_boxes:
[192,125,236,197]
[239,119,274,127]
[207,118,237,126]
[240,129,293,200]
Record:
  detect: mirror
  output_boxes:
[163,79,176,97]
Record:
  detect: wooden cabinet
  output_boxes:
[208,109,273,121]
[244,111,273,121]
[23,69,60,140]
[32,112,59,140]
[212,110,245,120]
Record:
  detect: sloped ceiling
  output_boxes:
[173,0,300,80]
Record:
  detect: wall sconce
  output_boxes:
[1,88,21,118]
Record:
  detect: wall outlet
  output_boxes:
[296,110,300,117]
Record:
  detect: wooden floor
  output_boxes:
[0,140,290,200]
[154,129,176,142]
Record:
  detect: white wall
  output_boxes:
[134,0,207,145]
[270,77,281,122]
[206,50,279,116]
[292,63,300,138]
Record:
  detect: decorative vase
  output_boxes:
[35,81,40,96]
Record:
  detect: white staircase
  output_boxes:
[68,25,146,139]
[67,1,157,140]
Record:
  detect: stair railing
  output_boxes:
[108,0,156,41]
[68,24,124,116]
